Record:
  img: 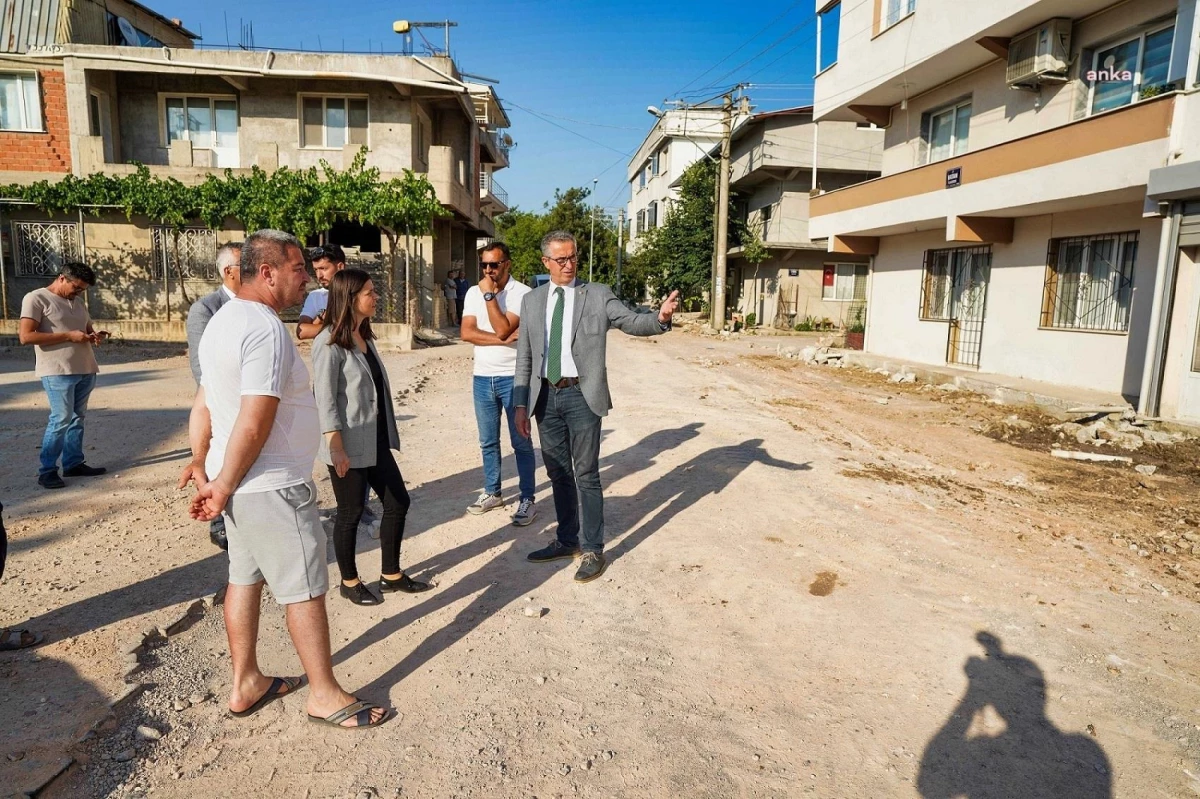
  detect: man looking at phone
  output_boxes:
[18,262,110,489]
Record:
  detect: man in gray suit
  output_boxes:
[514,230,679,582]
[185,241,243,550]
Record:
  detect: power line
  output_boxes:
[504,99,633,157]
[671,0,806,97]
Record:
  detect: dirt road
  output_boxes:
[1,331,1197,798]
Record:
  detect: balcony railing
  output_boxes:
[479,172,509,206]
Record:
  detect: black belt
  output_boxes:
[544,376,580,389]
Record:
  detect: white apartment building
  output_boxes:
[626,107,725,251]
[809,0,1200,410]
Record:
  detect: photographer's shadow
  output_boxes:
[917,632,1112,799]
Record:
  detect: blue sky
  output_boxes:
[155,0,822,217]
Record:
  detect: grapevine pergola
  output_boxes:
[0,148,448,322]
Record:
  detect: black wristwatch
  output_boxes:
[483,291,497,302]
[659,319,672,332]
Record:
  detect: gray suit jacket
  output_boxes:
[311,328,400,468]
[515,281,666,418]
[186,288,232,383]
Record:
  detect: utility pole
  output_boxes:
[589,177,598,282]
[711,91,733,331]
[616,207,625,298]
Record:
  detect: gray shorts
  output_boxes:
[223,480,329,605]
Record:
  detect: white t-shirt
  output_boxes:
[300,288,329,320]
[198,299,320,494]
[463,280,532,377]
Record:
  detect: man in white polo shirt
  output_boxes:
[181,229,389,730]
[460,242,536,525]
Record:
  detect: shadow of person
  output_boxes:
[338,422,710,695]
[606,437,811,564]
[917,632,1112,799]
[342,430,814,701]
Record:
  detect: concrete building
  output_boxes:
[0,0,510,343]
[725,106,882,330]
[809,0,1195,400]
[626,107,725,251]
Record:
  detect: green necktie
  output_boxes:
[547,286,565,384]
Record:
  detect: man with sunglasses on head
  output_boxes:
[514,231,679,582]
[19,262,110,489]
[296,244,347,341]
[461,242,537,525]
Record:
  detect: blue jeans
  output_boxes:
[39,373,96,477]
[534,382,604,553]
[473,375,536,500]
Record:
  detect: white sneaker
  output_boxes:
[467,492,504,515]
[511,497,537,527]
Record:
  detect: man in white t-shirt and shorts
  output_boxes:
[180,229,389,729]
[460,242,537,525]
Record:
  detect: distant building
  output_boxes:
[724,106,882,329]
[0,0,512,340]
[626,107,725,252]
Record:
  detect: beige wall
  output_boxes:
[865,202,1157,395]
[105,72,417,173]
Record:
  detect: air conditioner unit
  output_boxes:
[1006,18,1072,89]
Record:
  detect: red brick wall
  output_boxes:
[0,70,72,174]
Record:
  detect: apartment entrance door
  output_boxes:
[944,246,992,368]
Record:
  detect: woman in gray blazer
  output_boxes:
[313,269,429,605]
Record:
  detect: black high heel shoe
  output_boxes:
[340,581,381,605]
[379,574,431,594]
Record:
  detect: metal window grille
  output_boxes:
[921,246,990,321]
[1041,232,1137,332]
[151,226,218,280]
[13,221,81,277]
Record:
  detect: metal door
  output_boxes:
[945,247,991,368]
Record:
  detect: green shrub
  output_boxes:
[745,313,756,328]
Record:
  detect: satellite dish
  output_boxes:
[502,134,513,147]
[117,17,138,46]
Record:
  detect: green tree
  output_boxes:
[631,159,718,304]
[495,208,548,284]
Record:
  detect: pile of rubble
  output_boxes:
[1049,410,1188,452]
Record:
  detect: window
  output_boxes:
[823,263,868,301]
[924,100,971,164]
[638,168,646,190]
[921,246,990,320]
[1041,232,1138,332]
[1089,26,1174,115]
[635,209,644,234]
[151,226,218,280]
[818,2,840,72]
[12,221,80,277]
[883,0,915,30]
[0,73,42,132]
[647,201,658,228]
[856,121,878,129]
[164,95,239,166]
[301,96,368,148]
[651,152,661,176]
